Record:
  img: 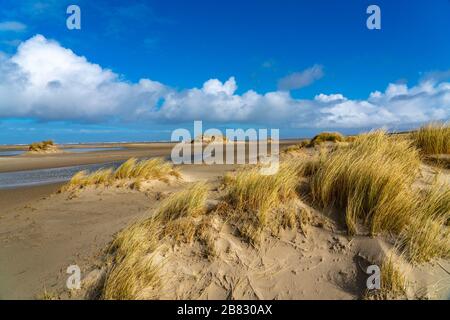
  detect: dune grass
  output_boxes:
[311,130,421,235]
[398,217,450,264]
[61,158,180,191]
[308,130,450,263]
[28,140,56,152]
[309,132,345,147]
[157,183,210,243]
[103,218,163,300]
[103,184,209,299]
[366,255,407,300]
[222,161,305,244]
[397,183,450,264]
[156,183,208,222]
[283,140,310,153]
[411,122,450,155]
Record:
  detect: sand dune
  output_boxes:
[0,130,449,300]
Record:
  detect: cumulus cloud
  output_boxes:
[0,35,449,129]
[0,21,27,32]
[0,35,167,122]
[277,64,324,91]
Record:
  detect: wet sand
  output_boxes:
[0,143,176,173]
[0,140,299,173]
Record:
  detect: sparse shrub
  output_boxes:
[411,122,450,155]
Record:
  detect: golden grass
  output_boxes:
[311,130,420,235]
[61,158,180,191]
[103,217,163,300]
[309,132,345,147]
[366,256,407,300]
[411,122,450,155]
[225,162,299,224]
[283,140,310,153]
[396,182,450,264]
[156,183,208,222]
[398,217,450,264]
[103,184,209,299]
[222,161,305,244]
[28,140,56,152]
[308,130,449,263]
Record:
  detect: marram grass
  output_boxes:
[411,122,450,155]
[222,161,306,244]
[103,184,209,299]
[311,130,421,235]
[61,158,180,191]
[308,130,450,263]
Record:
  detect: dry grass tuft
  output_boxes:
[156,183,208,222]
[399,217,450,264]
[103,184,210,299]
[28,140,57,152]
[396,182,450,264]
[311,130,420,235]
[61,158,180,192]
[283,140,310,153]
[309,132,344,147]
[221,161,305,244]
[103,218,163,300]
[309,130,449,263]
[366,255,407,300]
[411,122,450,155]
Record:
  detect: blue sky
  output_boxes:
[0,0,449,144]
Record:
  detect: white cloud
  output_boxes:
[0,35,167,122]
[0,35,449,130]
[277,64,324,91]
[0,21,27,32]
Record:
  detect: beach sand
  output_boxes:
[0,140,448,300]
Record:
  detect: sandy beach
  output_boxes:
[0,135,449,300]
[0,141,297,299]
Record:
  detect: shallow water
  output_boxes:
[0,147,124,157]
[0,162,123,189]
[0,150,24,157]
[62,147,124,153]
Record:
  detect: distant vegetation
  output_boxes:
[309,132,345,146]
[28,140,56,152]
